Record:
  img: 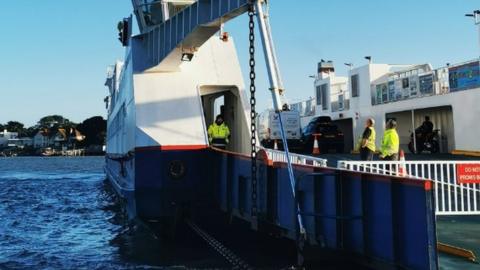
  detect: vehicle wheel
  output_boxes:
[430,141,440,154]
[408,142,417,154]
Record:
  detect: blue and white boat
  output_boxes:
[104,1,438,268]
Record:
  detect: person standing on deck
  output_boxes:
[359,118,376,161]
[380,119,400,161]
[208,115,230,149]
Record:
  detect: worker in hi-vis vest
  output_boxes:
[208,115,230,149]
[359,118,376,161]
[380,119,400,160]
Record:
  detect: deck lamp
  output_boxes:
[465,10,480,25]
[465,10,480,17]
[181,53,194,62]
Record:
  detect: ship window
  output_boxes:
[321,84,328,110]
[419,74,434,95]
[141,0,163,25]
[315,86,322,105]
[338,94,344,110]
[410,80,418,96]
[402,78,409,89]
[351,74,359,97]
[381,84,388,103]
[388,81,395,101]
[375,85,382,104]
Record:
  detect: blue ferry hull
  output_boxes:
[106,148,438,269]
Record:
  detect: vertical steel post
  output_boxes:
[475,12,480,55]
[161,0,170,22]
[411,109,417,153]
[255,0,283,111]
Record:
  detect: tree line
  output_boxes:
[0,115,107,147]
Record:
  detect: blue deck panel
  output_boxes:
[212,149,438,269]
[341,173,364,254]
[364,177,395,262]
[106,148,438,268]
[392,180,437,269]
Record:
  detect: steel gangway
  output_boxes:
[337,160,480,216]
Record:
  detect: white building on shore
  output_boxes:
[0,130,19,147]
[292,59,480,155]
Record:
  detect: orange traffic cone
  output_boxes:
[312,134,320,155]
[273,140,278,150]
[398,150,406,177]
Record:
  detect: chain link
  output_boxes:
[248,3,257,218]
[186,220,252,269]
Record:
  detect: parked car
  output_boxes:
[257,110,303,150]
[301,116,344,154]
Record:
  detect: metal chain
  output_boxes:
[248,3,257,218]
[186,220,252,270]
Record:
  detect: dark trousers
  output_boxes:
[211,138,227,150]
[381,154,399,175]
[360,147,374,161]
[381,154,398,161]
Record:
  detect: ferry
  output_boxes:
[291,59,480,156]
[104,1,439,268]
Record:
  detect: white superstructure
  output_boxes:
[293,60,480,154]
[104,36,251,155]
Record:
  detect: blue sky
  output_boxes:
[1,0,479,126]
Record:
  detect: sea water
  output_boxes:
[0,157,477,269]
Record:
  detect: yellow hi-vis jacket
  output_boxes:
[365,127,376,152]
[355,127,376,152]
[208,123,230,143]
[380,128,399,158]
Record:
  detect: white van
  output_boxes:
[257,110,302,149]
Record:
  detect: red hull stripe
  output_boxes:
[135,145,208,152]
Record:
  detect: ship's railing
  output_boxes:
[259,147,327,167]
[290,98,315,117]
[337,160,480,216]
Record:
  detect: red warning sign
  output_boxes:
[456,164,480,184]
